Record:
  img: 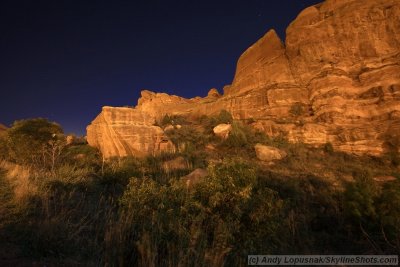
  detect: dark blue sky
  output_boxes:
[0,0,321,135]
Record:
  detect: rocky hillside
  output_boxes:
[0,124,7,135]
[87,0,400,158]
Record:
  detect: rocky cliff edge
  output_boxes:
[87,0,400,158]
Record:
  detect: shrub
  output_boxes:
[245,117,256,124]
[290,102,305,117]
[342,169,400,252]
[165,125,208,151]
[157,114,187,127]
[261,133,290,149]
[112,159,284,266]
[63,144,101,168]
[216,109,233,124]
[223,121,249,148]
[323,142,334,154]
[5,118,64,168]
[344,169,377,224]
[376,181,400,250]
[200,110,233,132]
[101,156,143,185]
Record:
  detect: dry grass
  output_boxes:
[0,160,116,265]
[0,160,38,203]
[0,160,94,205]
[0,130,399,266]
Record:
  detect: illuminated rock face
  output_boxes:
[282,0,400,155]
[87,0,400,157]
[213,124,232,139]
[86,106,174,158]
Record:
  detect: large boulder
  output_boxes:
[213,124,232,139]
[86,106,175,158]
[254,144,287,162]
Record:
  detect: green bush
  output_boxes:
[344,169,377,221]
[221,121,281,152]
[223,121,249,148]
[63,144,101,168]
[200,110,233,132]
[376,180,400,249]
[261,133,290,149]
[100,156,143,185]
[342,169,400,252]
[113,159,284,266]
[157,114,187,127]
[5,118,64,167]
[216,110,233,124]
[165,125,208,151]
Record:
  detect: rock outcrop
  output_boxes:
[87,106,174,158]
[213,124,232,139]
[254,144,287,162]
[87,0,400,157]
[207,88,221,98]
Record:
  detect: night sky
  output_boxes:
[0,0,322,135]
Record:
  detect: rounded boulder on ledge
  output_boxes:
[254,143,287,162]
[213,123,232,139]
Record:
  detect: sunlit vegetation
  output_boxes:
[0,116,399,266]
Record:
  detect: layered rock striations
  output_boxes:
[283,0,400,154]
[87,0,400,157]
[87,106,174,158]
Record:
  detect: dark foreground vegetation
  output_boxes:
[0,115,399,266]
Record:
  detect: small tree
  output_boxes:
[45,136,67,173]
[6,118,64,168]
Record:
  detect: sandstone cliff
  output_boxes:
[87,0,400,157]
[87,106,175,158]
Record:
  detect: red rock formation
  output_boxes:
[87,106,174,158]
[87,0,400,157]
